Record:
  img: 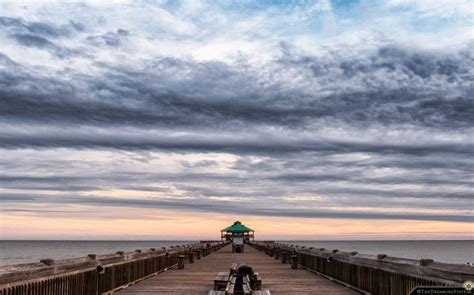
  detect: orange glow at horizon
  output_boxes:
[1,207,472,240]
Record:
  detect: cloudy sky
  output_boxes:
[0,0,473,240]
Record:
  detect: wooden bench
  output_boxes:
[225,275,253,295]
[214,263,238,290]
[242,275,252,295]
[214,271,230,290]
[212,263,270,295]
[252,290,271,295]
[252,272,262,290]
[230,262,237,275]
[225,276,236,294]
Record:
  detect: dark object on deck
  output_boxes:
[234,244,243,253]
[96,265,105,274]
[212,263,267,295]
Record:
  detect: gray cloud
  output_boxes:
[87,29,129,47]
[1,193,471,222]
[8,33,84,58]
[10,33,52,47]
[0,126,472,157]
[1,17,86,58]
[0,12,472,225]
[0,43,472,129]
[0,17,84,38]
[180,160,218,168]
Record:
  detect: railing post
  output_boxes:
[281,252,287,264]
[87,254,97,260]
[420,259,434,266]
[195,249,201,260]
[291,255,298,269]
[188,251,194,263]
[178,255,185,269]
[40,259,55,266]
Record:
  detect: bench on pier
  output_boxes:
[210,276,253,295]
[211,263,268,295]
[209,288,269,295]
[214,263,237,289]
[214,271,231,290]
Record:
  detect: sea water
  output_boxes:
[0,240,472,266]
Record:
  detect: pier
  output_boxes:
[117,242,356,295]
[0,222,472,294]
[1,241,472,295]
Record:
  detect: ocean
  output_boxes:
[0,240,472,266]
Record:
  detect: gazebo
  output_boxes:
[221,221,255,253]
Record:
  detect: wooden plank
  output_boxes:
[118,244,357,295]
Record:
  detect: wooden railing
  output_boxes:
[0,241,229,295]
[248,241,473,295]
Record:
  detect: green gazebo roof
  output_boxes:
[222,221,253,233]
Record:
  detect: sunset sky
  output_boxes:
[0,0,472,240]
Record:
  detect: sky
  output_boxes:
[0,0,473,240]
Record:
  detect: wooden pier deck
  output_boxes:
[118,244,357,295]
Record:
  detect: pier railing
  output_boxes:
[248,241,473,295]
[0,241,228,295]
